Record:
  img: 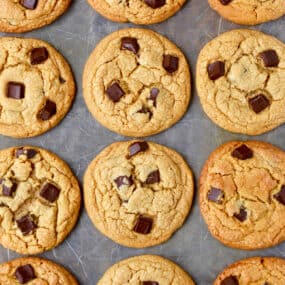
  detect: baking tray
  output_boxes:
[0,0,284,284]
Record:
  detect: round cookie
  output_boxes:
[0,0,72,33]
[0,37,75,138]
[214,257,285,284]
[199,141,285,249]
[84,140,194,248]
[83,28,190,137]
[208,0,285,26]
[196,29,285,135]
[0,257,78,284]
[98,255,195,284]
[0,146,81,254]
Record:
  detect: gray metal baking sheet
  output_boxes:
[0,0,285,284]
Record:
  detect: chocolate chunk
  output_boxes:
[149,88,159,107]
[221,276,239,285]
[143,282,159,285]
[121,37,139,54]
[128,141,149,157]
[15,264,36,284]
[144,0,165,8]
[145,170,160,184]
[231,144,253,160]
[259,50,279,67]
[137,106,152,118]
[16,215,36,235]
[114,176,133,188]
[30,47,48,65]
[16,148,37,159]
[207,61,225,80]
[248,94,270,114]
[274,185,285,205]
[21,0,38,9]
[7,82,25,99]
[133,216,153,234]
[163,55,179,73]
[38,100,56,120]
[233,207,247,222]
[207,187,224,204]
[40,183,60,203]
[2,182,17,197]
[220,0,232,4]
[106,82,125,102]
[59,76,66,84]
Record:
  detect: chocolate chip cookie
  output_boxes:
[208,0,285,25]
[98,255,195,284]
[0,146,81,254]
[214,257,285,285]
[0,0,72,33]
[83,28,190,137]
[0,37,75,138]
[0,257,78,284]
[199,141,285,249]
[84,141,194,248]
[196,29,285,135]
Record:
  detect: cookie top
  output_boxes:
[199,141,285,249]
[87,0,185,24]
[98,255,195,284]
[214,257,285,285]
[0,257,78,284]
[84,141,194,248]
[0,37,75,138]
[0,146,81,254]
[208,0,285,25]
[0,0,71,33]
[83,28,190,137]
[196,29,285,135]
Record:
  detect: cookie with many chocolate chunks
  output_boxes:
[83,141,194,248]
[0,146,81,254]
[199,141,285,249]
[83,28,191,137]
[196,29,285,135]
[0,37,75,138]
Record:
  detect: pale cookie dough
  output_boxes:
[0,37,75,138]
[98,255,195,284]
[0,257,78,284]
[214,257,285,285]
[199,141,285,249]
[83,28,190,137]
[196,29,285,135]
[208,0,285,26]
[0,0,72,33]
[84,141,194,248]
[0,146,81,254]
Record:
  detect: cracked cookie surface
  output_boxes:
[83,28,190,137]
[83,141,194,248]
[0,0,71,33]
[196,29,285,135]
[208,0,285,25]
[214,257,285,284]
[0,37,75,138]
[0,146,81,254]
[98,255,195,284]
[199,141,285,249]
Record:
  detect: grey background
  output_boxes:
[0,0,285,284]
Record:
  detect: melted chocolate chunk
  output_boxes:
[133,216,153,234]
[207,187,224,204]
[233,207,247,222]
[2,182,17,197]
[149,88,159,107]
[38,100,56,120]
[16,148,37,159]
[40,183,60,203]
[231,144,253,160]
[274,185,285,205]
[259,50,279,67]
[137,106,152,118]
[221,276,239,285]
[7,82,25,99]
[15,264,36,284]
[248,94,270,114]
[121,37,139,54]
[143,282,159,285]
[21,0,38,9]
[163,55,179,73]
[106,82,125,102]
[220,0,232,4]
[144,0,165,8]
[30,47,48,65]
[207,61,225,80]
[114,176,133,188]
[128,141,149,157]
[16,215,36,235]
[145,170,160,184]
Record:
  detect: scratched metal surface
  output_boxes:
[0,0,284,284]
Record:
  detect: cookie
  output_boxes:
[0,146,81,254]
[214,257,285,284]
[84,141,194,248]
[196,29,285,135]
[208,0,285,25]
[0,37,75,138]
[0,0,71,33]
[199,141,285,249]
[83,28,190,137]
[98,255,195,284]
[87,0,185,24]
[0,257,78,284]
